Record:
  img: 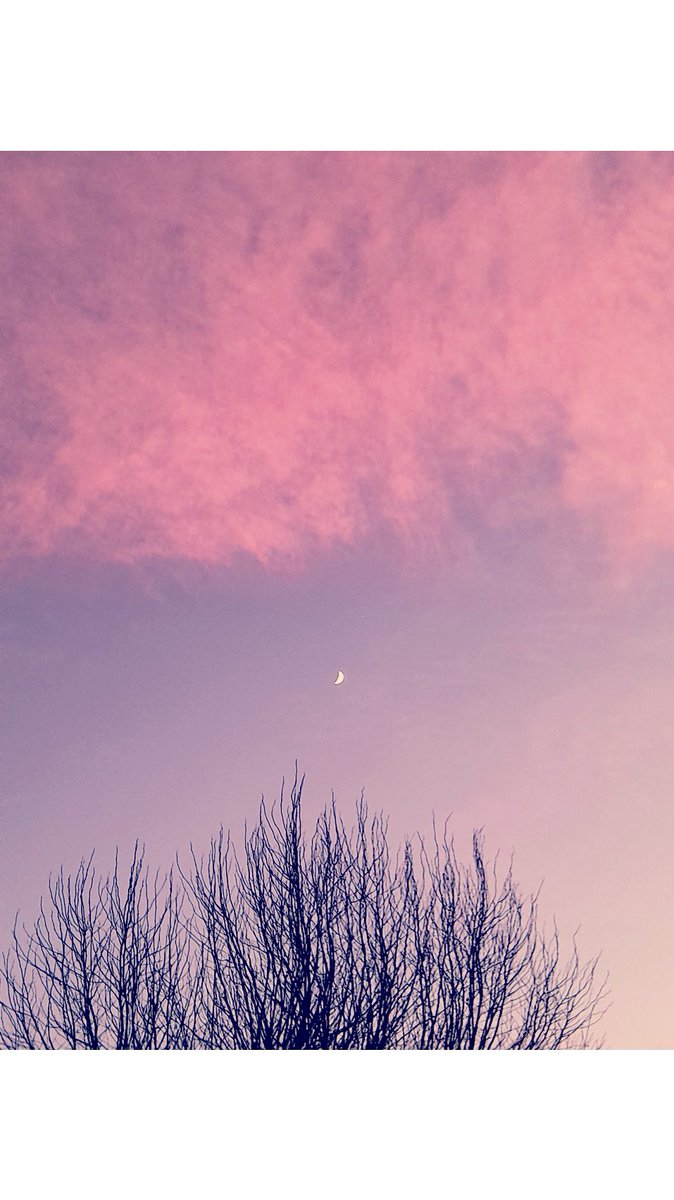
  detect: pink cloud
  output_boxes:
[2,152,674,573]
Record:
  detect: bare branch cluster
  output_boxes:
[0,778,607,1049]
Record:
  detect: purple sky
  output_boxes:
[2,152,674,1047]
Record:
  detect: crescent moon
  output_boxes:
[334,670,345,685]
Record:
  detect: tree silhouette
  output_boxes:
[0,846,198,1049]
[0,777,607,1049]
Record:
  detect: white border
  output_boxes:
[1,1051,671,1196]
[1,1,672,149]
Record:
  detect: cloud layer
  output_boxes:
[2,152,674,572]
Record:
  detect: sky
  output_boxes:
[1,151,673,1048]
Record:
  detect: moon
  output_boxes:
[334,670,345,685]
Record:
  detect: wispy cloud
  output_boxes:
[2,152,673,574]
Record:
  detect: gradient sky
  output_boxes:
[2,152,674,1048]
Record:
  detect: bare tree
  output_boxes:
[0,777,607,1049]
[182,792,422,1048]
[0,845,198,1049]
